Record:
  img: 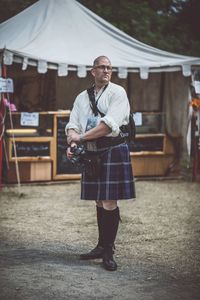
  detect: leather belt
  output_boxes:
[85,136,125,151]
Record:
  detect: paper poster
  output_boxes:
[133,112,142,126]
[20,112,39,127]
[194,81,200,94]
[0,77,14,93]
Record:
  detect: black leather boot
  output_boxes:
[80,206,104,260]
[102,207,120,271]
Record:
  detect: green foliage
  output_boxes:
[79,0,200,56]
[178,0,200,40]
[0,0,199,57]
[0,0,36,23]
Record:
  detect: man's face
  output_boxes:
[91,57,112,85]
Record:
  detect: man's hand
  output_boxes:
[66,142,77,159]
[67,131,81,144]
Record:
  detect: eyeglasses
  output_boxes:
[94,65,112,71]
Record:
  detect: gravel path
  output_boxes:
[0,179,200,299]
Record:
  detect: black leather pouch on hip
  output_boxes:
[82,154,102,178]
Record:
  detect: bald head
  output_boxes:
[93,56,111,67]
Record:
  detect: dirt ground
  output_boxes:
[0,179,200,300]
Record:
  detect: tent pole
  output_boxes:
[2,63,21,193]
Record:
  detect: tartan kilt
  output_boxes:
[81,143,136,201]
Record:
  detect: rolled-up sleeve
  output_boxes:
[100,87,130,137]
[65,96,81,135]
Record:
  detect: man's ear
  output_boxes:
[91,68,95,77]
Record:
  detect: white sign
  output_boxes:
[20,112,39,127]
[133,112,142,126]
[194,81,200,94]
[0,77,14,93]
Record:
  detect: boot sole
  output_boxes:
[80,254,103,260]
[102,263,117,271]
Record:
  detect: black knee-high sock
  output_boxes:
[102,207,120,249]
[96,206,104,247]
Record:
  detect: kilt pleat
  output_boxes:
[81,143,136,201]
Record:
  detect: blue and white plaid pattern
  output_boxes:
[81,143,136,200]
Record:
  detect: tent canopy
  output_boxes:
[0,0,200,79]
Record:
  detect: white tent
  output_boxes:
[0,0,200,79]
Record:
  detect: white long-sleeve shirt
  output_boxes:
[65,81,130,137]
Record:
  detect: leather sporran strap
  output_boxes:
[87,87,99,116]
[87,85,108,117]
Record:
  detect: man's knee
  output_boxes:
[102,200,117,210]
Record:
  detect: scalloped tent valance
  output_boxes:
[0,0,200,79]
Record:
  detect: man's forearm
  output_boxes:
[67,122,111,144]
[83,121,111,141]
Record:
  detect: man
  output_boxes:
[66,56,135,271]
